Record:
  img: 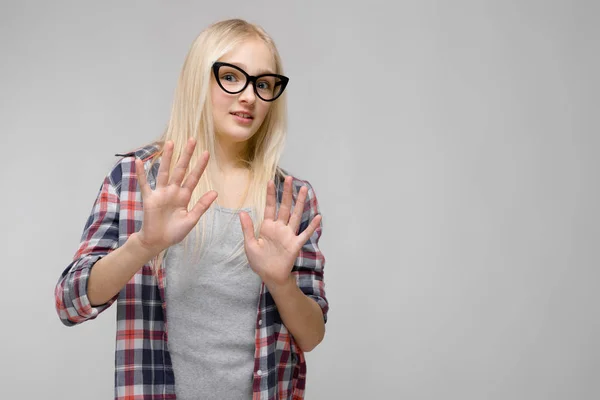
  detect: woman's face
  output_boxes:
[211,38,276,145]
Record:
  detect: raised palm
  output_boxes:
[135,138,218,253]
[239,176,322,286]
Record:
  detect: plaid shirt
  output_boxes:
[54,144,328,400]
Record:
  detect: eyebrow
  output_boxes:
[227,61,275,75]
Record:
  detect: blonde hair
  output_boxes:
[141,18,288,274]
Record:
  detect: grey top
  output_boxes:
[164,204,262,400]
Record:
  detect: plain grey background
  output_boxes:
[1,1,598,399]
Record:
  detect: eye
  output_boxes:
[257,81,270,90]
[222,73,238,82]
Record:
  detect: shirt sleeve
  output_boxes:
[293,180,329,323]
[54,164,122,326]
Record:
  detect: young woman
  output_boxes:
[55,18,328,400]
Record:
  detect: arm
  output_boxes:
[54,163,126,326]
[271,181,328,352]
[56,140,216,325]
[266,274,325,352]
[239,178,328,352]
[86,232,159,306]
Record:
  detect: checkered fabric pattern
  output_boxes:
[54,144,328,400]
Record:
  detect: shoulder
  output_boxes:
[275,167,312,190]
[275,167,320,207]
[106,143,161,190]
[114,143,161,162]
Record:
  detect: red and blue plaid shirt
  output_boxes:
[54,144,328,400]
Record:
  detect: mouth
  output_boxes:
[230,111,254,120]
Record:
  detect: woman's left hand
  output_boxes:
[239,176,322,288]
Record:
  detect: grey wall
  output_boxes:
[1,1,598,399]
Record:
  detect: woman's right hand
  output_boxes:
[134,138,217,255]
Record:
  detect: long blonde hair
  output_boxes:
[142,18,288,274]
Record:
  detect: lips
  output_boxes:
[230,111,254,119]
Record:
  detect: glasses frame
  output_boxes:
[212,61,289,102]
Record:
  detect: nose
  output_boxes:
[238,81,256,104]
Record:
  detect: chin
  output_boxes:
[218,126,258,143]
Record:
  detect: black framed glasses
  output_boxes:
[212,61,289,102]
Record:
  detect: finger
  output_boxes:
[156,141,174,188]
[182,150,210,192]
[169,137,196,186]
[239,211,257,247]
[278,176,293,223]
[264,180,277,220]
[289,185,308,234]
[297,214,322,246]
[188,190,218,223]
[135,158,151,200]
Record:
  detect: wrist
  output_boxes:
[264,274,296,296]
[129,232,164,260]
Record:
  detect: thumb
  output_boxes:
[239,211,256,246]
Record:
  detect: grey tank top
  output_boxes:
[164,204,262,400]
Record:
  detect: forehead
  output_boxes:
[219,38,276,75]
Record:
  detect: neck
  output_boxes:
[211,137,253,209]
[214,137,250,173]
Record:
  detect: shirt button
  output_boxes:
[257,370,263,376]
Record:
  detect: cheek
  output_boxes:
[211,86,231,115]
[254,103,272,125]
